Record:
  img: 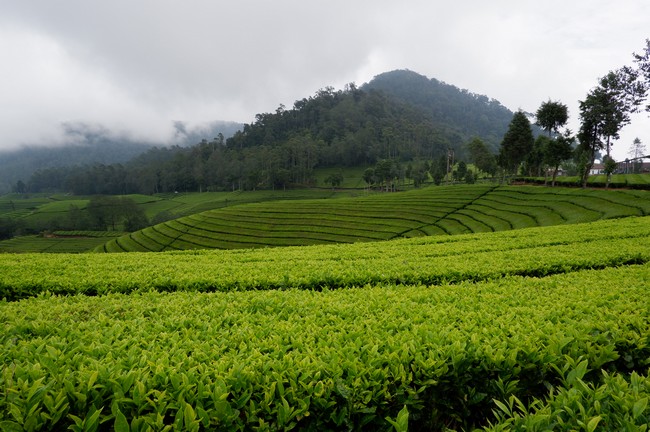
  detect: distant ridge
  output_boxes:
[0,120,243,194]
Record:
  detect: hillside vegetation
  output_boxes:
[1,217,649,430]
[16,71,517,195]
[0,189,347,253]
[97,185,650,253]
[362,69,516,149]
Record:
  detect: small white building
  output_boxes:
[589,163,605,175]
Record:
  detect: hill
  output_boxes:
[97,185,650,252]
[362,69,517,151]
[0,120,243,194]
[14,70,522,195]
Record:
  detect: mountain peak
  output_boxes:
[362,70,514,149]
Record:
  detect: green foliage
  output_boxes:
[535,100,569,136]
[633,39,650,112]
[453,161,468,181]
[485,371,650,431]
[0,234,124,254]
[543,132,575,186]
[578,67,646,187]
[17,71,519,195]
[323,171,344,189]
[1,215,650,300]
[524,173,650,190]
[373,159,401,191]
[0,217,19,240]
[386,405,409,432]
[96,185,650,253]
[603,156,618,189]
[364,69,515,150]
[1,260,649,430]
[499,111,534,174]
[467,137,497,177]
[524,135,548,177]
[408,161,430,188]
[87,196,148,231]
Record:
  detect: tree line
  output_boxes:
[0,196,149,239]
[13,40,650,195]
[19,85,466,195]
[495,39,650,188]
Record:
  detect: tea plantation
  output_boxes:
[1,215,649,430]
[97,185,650,252]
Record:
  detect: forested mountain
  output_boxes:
[0,120,242,194]
[226,84,460,163]
[14,71,518,195]
[363,70,515,150]
[0,140,151,195]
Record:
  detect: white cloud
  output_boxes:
[0,0,648,160]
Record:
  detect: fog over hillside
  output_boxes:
[0,120,242,194]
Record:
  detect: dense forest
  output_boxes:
[16,71,518,195]
[0,120,243,194]
[362,70,515,149]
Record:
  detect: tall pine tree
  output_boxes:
[498,111,534,175]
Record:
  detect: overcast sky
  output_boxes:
[1,0,648,160]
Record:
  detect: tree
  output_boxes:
[543,131,574,186]
[498,111,534,174]
[67,204,94,230]
[87,196,148,231]
[13,180,27,194]
[598,68,645,157]
[524,136,547,177]
[602,155,618,189]
[430,155,447,185]
[453,161,468,182]
[466,137,497,177]
[324,172,344,190]
[633,39,650,112]
[374,159,399,192]
[0,217,19,240]
[627,137,648,173]
[362,168,375,189]
[628,137,647,159]
[535,100,568,137]
[578,67,645,187]
[121,198,149,231]
[410,162,429,188]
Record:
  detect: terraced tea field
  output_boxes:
[1,217,649,430]
[524,172,650,189]
[0,190,343,253]
[0,234,113,253]
[98,185,650,252]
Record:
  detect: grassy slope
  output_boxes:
[98,184,650,252]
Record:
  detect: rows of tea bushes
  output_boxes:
[100,185,491,252]
[98,185,650,252]
[1,264,648,430]
[0,235,120,254]
[518,173,650,189]
[2,216,649,301]
[0,195,52,219]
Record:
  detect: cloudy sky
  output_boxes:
[1,0,648,160]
